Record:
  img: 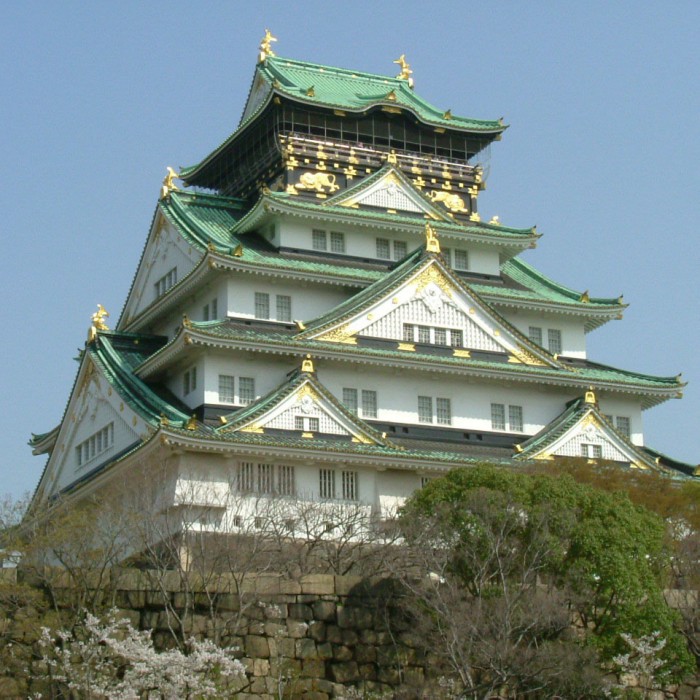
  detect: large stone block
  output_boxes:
[330,661,360,683]
[279,579,302,595]
[354,644,376,664]
[337,606,373,630]
[312,600,337,622]
[296,638,318,659]
[286,619,309,638]
[325,625,343,644]
[308,621,327,642]
[316,642,334,660]
[301,658,326,679]
[276,637,297,658]
[334,575,364,596]
[332,644,353,662]
[245,634,270,658]
[252,658,270,677]
[300,574,335,595]
[289,603,314,620]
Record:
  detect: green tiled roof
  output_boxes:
[182,321,681,396]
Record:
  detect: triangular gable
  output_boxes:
[34,356,152,503]
[303,254,556,367]
[219,369,394,447]
[516,395,658,470]
[240,69,273,125]
[119,211,202,328]
[327,165,454,220]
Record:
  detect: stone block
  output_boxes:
[248,621,265,635]
[286,619,309,638]
[301,658,326,678]
[145,590,171,607]
[308,621,327,642]
[253,658,270,677]
[330,660,360,683]
[316,642,334,660]
[279,579,302,595]
[334,575,364,596]
[376,644,397,667]
[358,663,378,681]
[354,644,376,664]
[332,644,353,661]
[300,692,328,700]
[402,666,425,686]
[245,634,270,658]
[300,574,335,595]
[264,621,287,638]
[337,606,373,629]
[377,666,401,685]
[325,625,343,644]
[115,588,146,609]
[341,629,359,646]
[312,600,337,621]
[296,638,318,659]
[262,602,286,619]
[289,603,314,620]
[276,637,296,658]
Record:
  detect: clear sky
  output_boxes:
[2,2,698,498]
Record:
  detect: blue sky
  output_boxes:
[2,2,698,498]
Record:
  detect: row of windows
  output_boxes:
[312,229,346,254]
[219,375,256,405]
[491,403,524,432]
[76,423,114,467]
[404,323,463,347]
[528,326,562,355]
[342,388,377,418]
[441,248,469,271]
[320,468,358,501]
[154,267,177,299]
[237,462,296,496]
[376,237,407,261]
[604,414,631,437]
[255,292,292,322]
[418,396,452,425]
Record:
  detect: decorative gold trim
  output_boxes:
[258,29,277,63]
[186,415,197,431]
[232,244,244,256]
[88,304,110,343]
[429,190,467,213]
[453,349,471,358]
[159,167,180,200]
[301,354,315,373]
[413,265,453,297]
[241,424,264,434]
[295,171,339,193]
[317,325,357,344]
[425,222,441,253]
[397,342,415,352]
[394,54,414,87]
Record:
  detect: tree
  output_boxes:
[397,464,694,697]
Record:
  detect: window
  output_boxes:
[453,250,469,271]
[450,330,463,347]
[508,405,523,432]
[319,469,336,499]
[343,388,358,415]
[361,390,377,418]
[403,324,415,342]
[276,295,292,322]
[491,403,506,431]
[441,248,451,265]
[418,326,431,344]
[528,326,543,346]
[376,238,391,259]
[203,303,209,322]
[254,292,270,319]
[420,476,435,488]
[277,465,296,496]
[202,298,218,321]
[312,229,327,251]
[418,396,433,423]
[295,416,319,432]
[393,240,407,260]
[436,398,452,425]
[76,423,114,467]
[239,377,256,405]
[404,324,463,347]
[547,329,562,354]
[607,415,631,437]
[491,403,523,432]
[218,375,235,403]
[434,328,447,346]
[237,462,255,492]
[154,267,177,299]
[581,444,603,459]
[257,463,275,494]
[330,231,346,253]
[183,367,197,395]
[342,471,358,501]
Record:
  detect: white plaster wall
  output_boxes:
[225,273,351,322]
[501,310,588,359]
[597,395,644,445]
[165,356,204,410]
[276,217,501,275]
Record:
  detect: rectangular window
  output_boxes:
[239,377,255,405]
[343,388,358,415]
[319,469,336,499]
[330,231,346,253]
[509,405,524,432]
[76,423,113,467]
[393,240,407,260]
[183,367,197,395]
[418,396,433,423]
[441,248,451,266]
[218,375,235,403]
[361,390,377,418]
[154,267,177,299]
[376,238,391,259]
[276,295,292,322]
[581,444,603,459]
[210,298,217,319]
[295,416,319,432]
[491,403,506,431]
[436,398,452,425]
[453,250,469,271]
[277,465,296,496]
[547,329,562,354]
[254,292,270,319]
[529,326,543,346]
[237,462,255,492]
[202,303,210,322]
[312,229,327,251]
[616,416,631,437]
[342,471,358,501]
[450,329,463,347]
[434,328,447,346]
[403,323,415,342]
[257,463,274,494]
[418,326,431,344]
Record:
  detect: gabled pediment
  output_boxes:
[301,253,556,367]
[119,211,202,328]
[327,164,454,220]
[516,394,658,470]
[218,365,394,447]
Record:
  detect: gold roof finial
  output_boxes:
[394,55,414,88]
[160,167,180,200]
[584,387,597,405]
[259,29,277,62]
[186,415,198,431]
[425,222,441,254]
[301,354,315,373]
[579,290,590,303]
[88,304,110,343]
